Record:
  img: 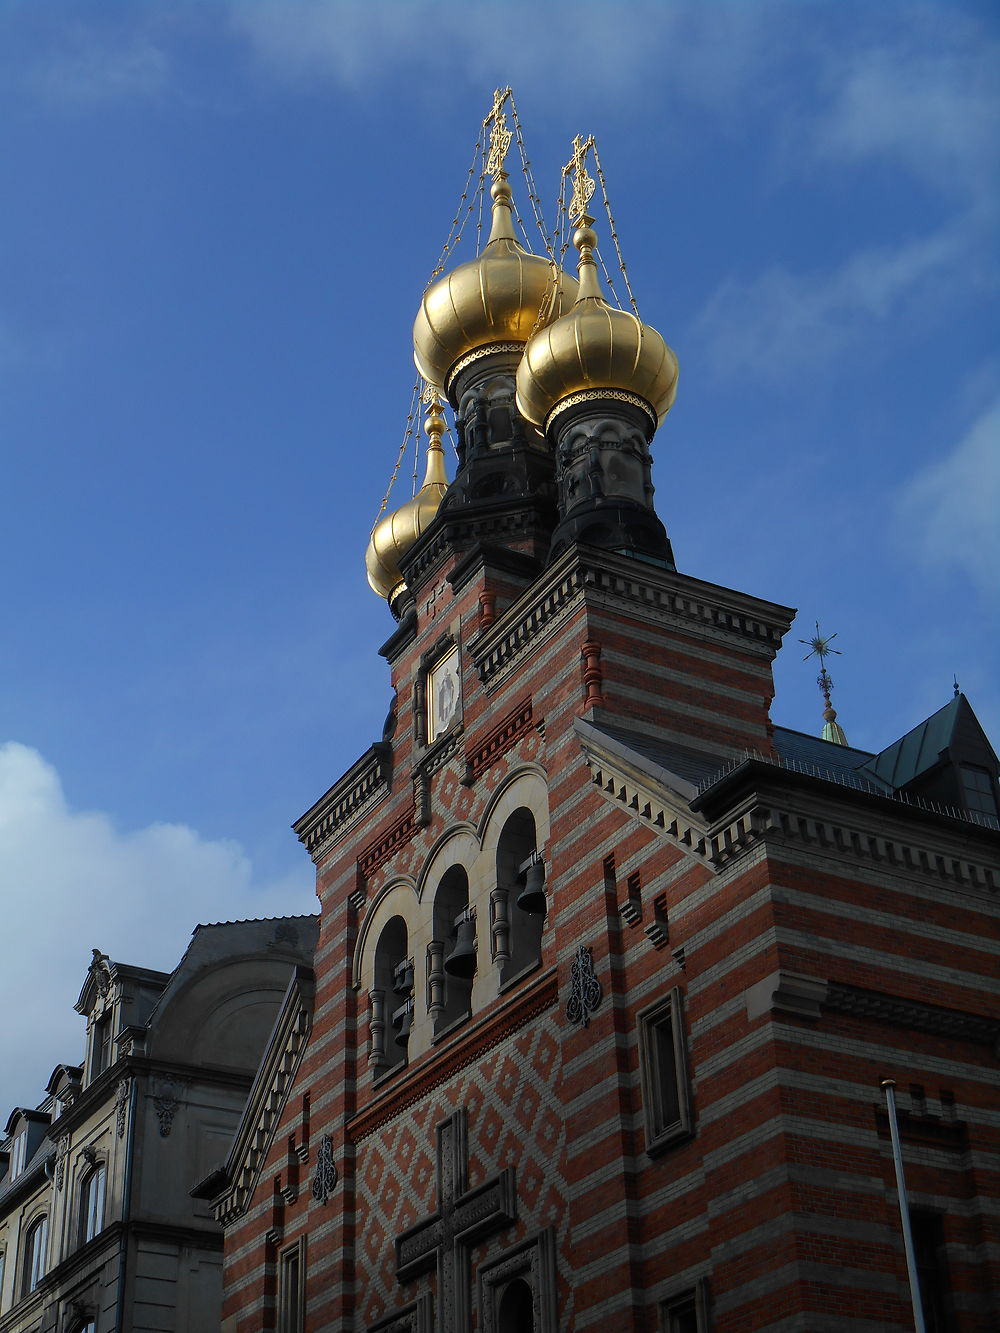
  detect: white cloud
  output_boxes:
[895,396,1000,598]
[0,743,314,1114]
[29,30,168,106]
[694,224,965,380]
[814,31,1000,204]
[226,0,771,100]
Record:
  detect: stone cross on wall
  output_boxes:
[395,1108,516,1333]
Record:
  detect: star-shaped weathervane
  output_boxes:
[799,621,842,708]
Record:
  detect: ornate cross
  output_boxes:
[483,86,513,180]
[395,1108,516,1333]
[565,132,596,222]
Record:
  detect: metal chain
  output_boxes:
[594,246,625,311]
[371,376,422,527]
[425,133,485,290]
[592,144,640,316]
[508,93,555,258]
[475,158,485,255]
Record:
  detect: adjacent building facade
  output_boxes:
[0,916,317,1333]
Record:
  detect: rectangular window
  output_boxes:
[661,1280,709,1333]
[910,1210,951,1333]
[637,987,692,1153]
[9,1131,27,1179]
[277,1238,305,1333]
[91,1016,113,1080]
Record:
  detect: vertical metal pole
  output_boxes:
[881,1079,926,1333]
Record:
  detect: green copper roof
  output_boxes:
[860,694,967,789]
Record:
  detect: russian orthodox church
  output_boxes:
[200,95,1000,1333]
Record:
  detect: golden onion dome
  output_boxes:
[516,220,678,433]
[413,175,578,394]
[366,400,450,604]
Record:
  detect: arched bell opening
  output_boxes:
[431,866,474,1035]
[494,808,545,986]
[498,1276,536,1332]
[371,916,411,1074]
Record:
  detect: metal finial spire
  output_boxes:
[953,675,960,698]
[483,87,513,180]
[799,622,849,746]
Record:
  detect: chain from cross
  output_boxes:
[483,86,513,180]
[565,132,596,222]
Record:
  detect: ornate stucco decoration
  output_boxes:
[115,1077,131,1138]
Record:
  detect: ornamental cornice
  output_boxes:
[825,981,1000,1049]
[749,969,1000,1053]
[294,743,392,864]
[470,548,794,692]
[579,727,999,895]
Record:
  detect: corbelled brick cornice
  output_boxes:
[470,546,794,691]
[294,743,392,863]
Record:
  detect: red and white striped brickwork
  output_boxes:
[218,544,999,1332]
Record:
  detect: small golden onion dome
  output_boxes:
[365,401,450,604]
[515,220,678,431]
[413,175,578,393]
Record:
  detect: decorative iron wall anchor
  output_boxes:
[566,945,602,1028]
[311,1134,338,1204]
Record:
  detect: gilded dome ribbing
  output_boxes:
[516,222,678,432]
[413,177,578,394]
[365,402,450,605]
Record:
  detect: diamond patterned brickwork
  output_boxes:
[355,1015,570,1332]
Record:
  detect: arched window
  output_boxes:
[495,809,545,984]
[431,866,474,1034]
[371,916,410,1075]
[81,1162,107,1243]
[498,1276,535,1332]
[21,1214,47,1295]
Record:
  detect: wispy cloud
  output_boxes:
[814,28,1000,204]
[0,742,314,1112]
[26,29,168,106]
[895,395,1000,599]
[693,224,966,380]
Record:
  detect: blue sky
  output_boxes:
[2,0,997,1109]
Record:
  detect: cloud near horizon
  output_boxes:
[895,394,1000,601]
[0,742,315,1114]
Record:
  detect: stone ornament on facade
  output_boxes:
[310,1134,338,1205]
[566,945,602,1028]
[154,1095,179,1138]
[54,1135,70,1191]
[115,1077,131,1138]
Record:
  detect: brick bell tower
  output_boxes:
[342,110,792,1330]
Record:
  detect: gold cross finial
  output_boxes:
[565,133,596,222]
[484,87,513,180]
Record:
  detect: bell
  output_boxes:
[392,958,414,997]
[516,857,547,914]
[443,912,477,979]
[391,999,413,1045]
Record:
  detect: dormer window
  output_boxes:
[959,764,998,820]
[8,1130,27,1180]
[90,1015,113,1080]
